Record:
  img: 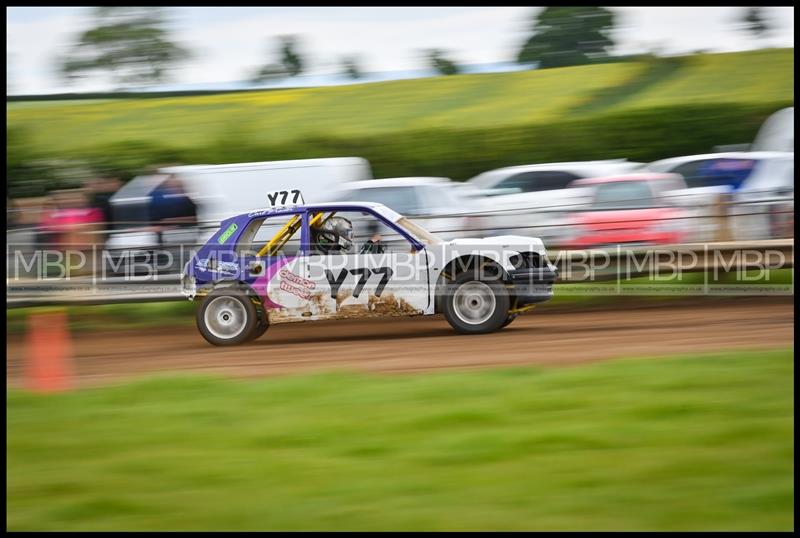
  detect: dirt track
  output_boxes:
[6,298,795,388]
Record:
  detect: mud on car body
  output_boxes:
[182,201,557,346]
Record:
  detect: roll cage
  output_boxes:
[218,204,427,256]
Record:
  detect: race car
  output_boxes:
[182,199,557,346]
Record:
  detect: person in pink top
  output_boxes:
[39,190,104,276]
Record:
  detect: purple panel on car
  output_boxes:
[251,256,295,309]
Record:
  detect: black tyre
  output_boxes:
[501,313,518,328]
[196,289,259,346]
[442,272,510,334]
[249,305,270,341]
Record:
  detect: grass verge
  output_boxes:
[7,348,794,531]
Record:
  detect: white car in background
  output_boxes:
[337,177,483,240]
[460,159,645,245]
[644,151,794,240]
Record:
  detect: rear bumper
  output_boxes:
[509,265,558,305]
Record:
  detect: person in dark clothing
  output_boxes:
[149,175,198,245]
[85,176,122,229]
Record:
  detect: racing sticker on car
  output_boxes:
[325,267,394,298]
[217,222,238,244]
[267,189,304,207]
[278,268,316,300]
[195,258,240,275]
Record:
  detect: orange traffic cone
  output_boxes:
[25,309,74,393]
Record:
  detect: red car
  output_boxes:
[564,173,689,249]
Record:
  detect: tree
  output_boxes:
[251,35,305,83]
[739,7,771,41]
[59,7,190,88]
[251,64,287,84]
[426,49,460,76]
[279,35,304,77]
[341,56,363,80]
[517,7,616,69]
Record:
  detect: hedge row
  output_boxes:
[8,100,790,198]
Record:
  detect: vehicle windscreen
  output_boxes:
[593,181,654,209]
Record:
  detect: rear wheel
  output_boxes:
[443,273,510,334]
[196,289,258,346]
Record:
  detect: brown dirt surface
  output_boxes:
[6,297,794,388]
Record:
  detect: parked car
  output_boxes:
[560,173,689,249]
[644,151,794,240]
[732,154,794,240]
[336,177,483,240]
[464,159,645,199]
[460,160,645,244]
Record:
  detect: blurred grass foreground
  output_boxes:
[7,349,793,531]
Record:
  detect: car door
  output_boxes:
[302,210,430,320]
[233,211,315,323]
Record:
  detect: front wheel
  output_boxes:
[196,289,259,346]
[249,306,270,342]
[443,274,510,334]
[501,313,518,328]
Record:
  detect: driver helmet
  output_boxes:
[314,216,353,253]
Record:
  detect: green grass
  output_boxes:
[7,49,793,153]
[618,49,795,111]
[7,349,794,531]
[549,268,794,305]
[6,301,196,335]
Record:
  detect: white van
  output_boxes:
[105,157,372,269]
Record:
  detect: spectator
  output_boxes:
[39,189,104,276]
[146,175,199,274]
[149,174,198,246]
[84,176,122,230]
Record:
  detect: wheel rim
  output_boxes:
[204,296,248,340]
[453,281,496,325]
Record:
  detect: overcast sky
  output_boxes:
[6,6,795,94]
